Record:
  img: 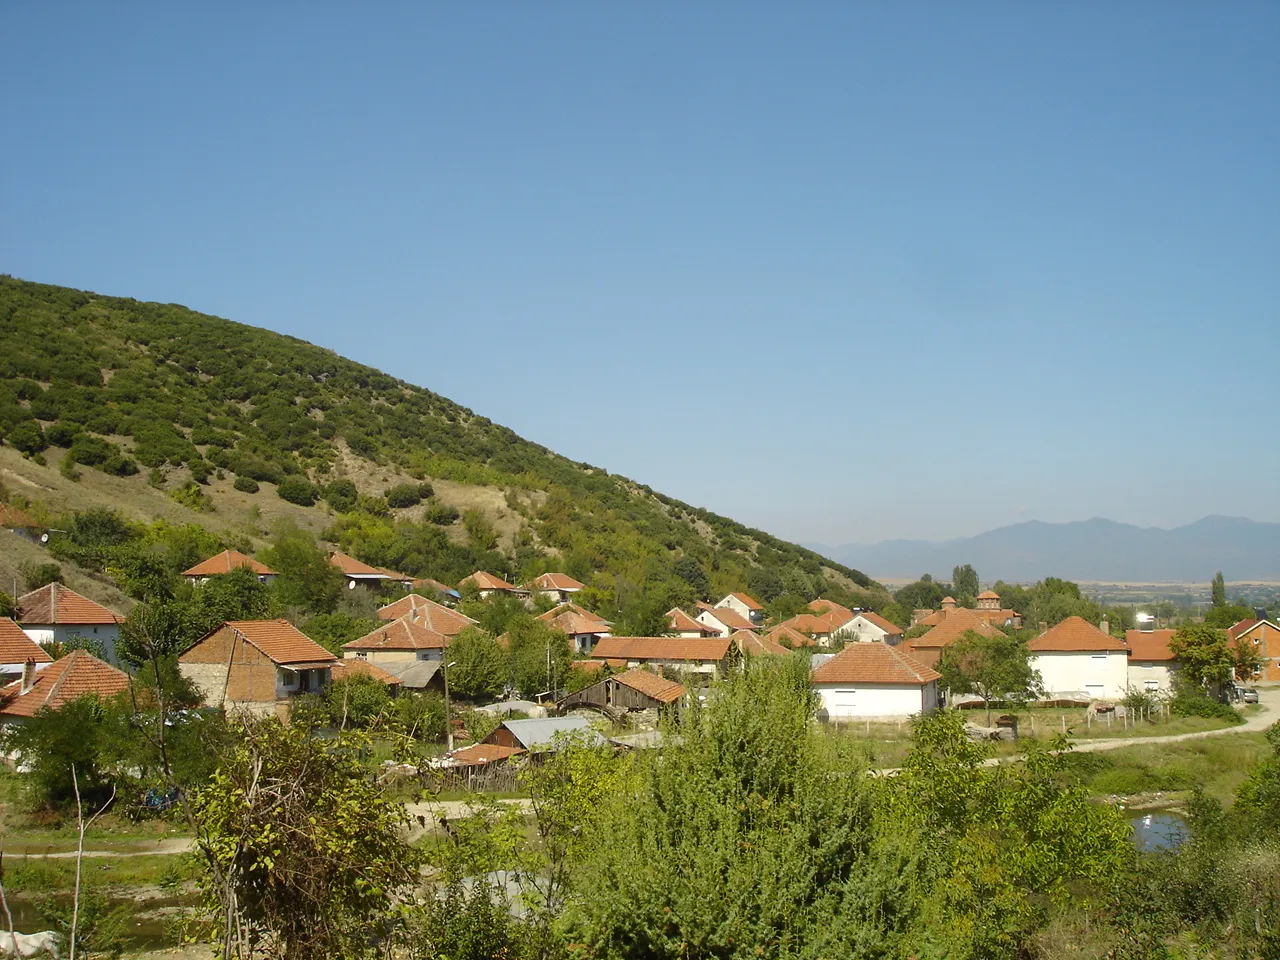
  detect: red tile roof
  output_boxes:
[181,550,277,578]
[219,620,339,666]
[0,651,129,717]
[328,551,389,578]
[724,592,763,611]
[344,616,450,652]
[854,611,904,635]
[613,667,685,703]
[701,607,757,631]
[1124,629,1177,662]
[809,599,854,626]
[17,584,123,626]
[1026,616,1127,653]
[732,629,790,658]
[812,642,941,686]
[977,590,1001,600]
[1227,619,1261,640]
[331,658,403,685]
[774,613,835,636]
[377,595,476,635]
[570,659,608,673]
[544,611,611,636]
[590,636,732,664]
[907,609,1004,650]
[0,618,52,666]
[528,573,586,592]
[459,571,517,591]
[666,608,714,635]
[767,625,816,648]
[447,743,525,766]
[412,577,457,595]
[538,602,611,627]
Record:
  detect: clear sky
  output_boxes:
[2,4,1277,546]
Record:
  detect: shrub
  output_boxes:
[277,476,318,506]
[7,420,47,455]
[322,479,358,513]
[233,475,260,494]
[20,562,63,591]
[170,481,214,512]
[1171,695,1243,724]
[384,482,425,509]
[44,421,82,447]
[68,434,113,466]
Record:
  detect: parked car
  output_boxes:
[1240,688,1259,704]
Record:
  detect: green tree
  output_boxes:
[260,519,343,613]
[505,615,573,699]
[672,555,710,601]
[952,563,980,602]
[2,695,127,811]
[1169,623,1238,698]
[895,576,948,613]
[937,630,1043,724]
[1211,570,1226,607]
[190,566,275,635]
[447,627,509,701]
[19,561,64,591]
[301,612,380,657]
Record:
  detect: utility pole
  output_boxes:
[442,657,455,751]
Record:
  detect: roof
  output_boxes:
[1026,616,1128,653]
[16,584,123,626]
[460,571,517,591]
[569,659,607,673]
[0,618,53,666]
[376,567,414,584]
[809,599,854,626]
[732,629,790,657]
[544,610,611,637]
[1227,618,1262,639]
[447,743,525,766]
[211,620,339,666]
[528,573,586,592]
[722,592,763,611]
[373,659,442,689]
[854,611,903,635]
[1124,628,1177,662]
[811,642,942,686]
[331,658,403,685]
[942,596,957,604]
[344,616,450,652]
[774,613,835,636]
[591,636,732,663]
[411,577,460,597]
[767,625,817,648]
[612,667,685,703]
[977,590,1001,600]
[907,609,1004,649]
[700,607,757,631]
[666,608,712,634]
[0,504,37,527]
[328,551,389,578]
[377,595,476,635]
[0,650,130,718]
[181,549,277,578]
[538,602,611,627]
[496,715,606,750]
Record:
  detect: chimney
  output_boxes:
[1256,607,1268,623]
[1100,618,1110,636]
[20,658,36,695]
[1038,621,1048,635]
[942,597,957,610]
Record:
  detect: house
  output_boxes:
[714,592,765,626]
[1228,618,1280,682]
[731,629,790,658]
[181,550,278,585]
[590,636,734,677]
[914,592,1021,629]
[330,657,403,690]
[808,599,857,637]
[0,650,130,723]
[483,715,607,752]
[844,611,905,645]
[811,642,941,720]
[902,608,1005,668]
[1124,627,1178,693]
[559,667,685,715]
[329,551,393,590]
[771,613,838,647]
[377,595,477,636]
[541,608,612,655]
[411,577,461,601]
[766,624,817,649]
[373,659,443,691]
[343,615,451,663]
[0,617,53,683]
[665,608,722,638]
[1027,617,1129,701]
[527,573,586,604]
[16,583,124,665]
[178,619,339,719]
[458,571,523,599]
[695,604,759,637]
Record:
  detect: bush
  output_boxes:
[20,562,63,591]
[384,482,426,509]
[322,479,359,513]
[233,475,260,493]
[44,421,82,447]
[7,420,47,455]
[277,476,318,506]
[170,481,214,512]
[1171,695,1243,724]
[423,502,460,526]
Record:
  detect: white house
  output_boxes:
[714,592,765,626]
[16,583,123,665]
[0,617,53,683]
[1125,627,1178,693]
[458,571,523,599]
[181,550,278,585]
[1027,617,1129,701]
[526,573,586,604]
[811,642,940,720]
[845,611,905,645]
[695,605,757,638]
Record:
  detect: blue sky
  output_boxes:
[2,4,1277,545]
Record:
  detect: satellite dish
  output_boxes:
[40,533,49,544]
[347,580,357,590]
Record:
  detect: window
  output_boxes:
[1144,680,1159,692]
[356,652,367,660]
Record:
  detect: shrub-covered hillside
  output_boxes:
[0,276,879,618]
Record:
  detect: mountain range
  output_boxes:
[813,516,1280,583]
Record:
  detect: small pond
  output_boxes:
[4,894,189,950]
[1130,811,1189,852]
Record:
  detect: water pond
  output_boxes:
[1130,811,1189,852]
[3,894,189,950]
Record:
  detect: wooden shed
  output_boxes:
[559,667,685,713]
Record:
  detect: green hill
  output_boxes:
[0,275,881,622]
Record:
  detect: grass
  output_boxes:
[0,854,189,894]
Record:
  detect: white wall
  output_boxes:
[1032,651,1128,700]
[1127,661,1177,694]
[695,611,731,637]
[21,624,120,665]
[846,616,891,644]
[716,596,761,624]
[815,681,938,719]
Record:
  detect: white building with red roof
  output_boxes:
[0,617,53,684]
[328,551,394,590]
[458,571,523,598]
[1124,626,1178,693]
[1027,617,1129,701]
[695,604,759,638]
[845,611,905,645]
[526,572,586,603]
[0,650,130,724]
[811,643,941,719]
[181,550,278,584]
[16,583,124,665]
[665,608,721,638]
[714,592,765,625]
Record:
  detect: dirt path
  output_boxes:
[1068,686,1277,754]
[9,837,196,859]
[403,797,533,840]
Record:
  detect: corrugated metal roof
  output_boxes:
[498,715,605,750]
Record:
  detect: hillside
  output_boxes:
[819,515,1280,583]
[0,276,877,617]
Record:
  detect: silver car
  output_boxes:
[1241,688,1259,704]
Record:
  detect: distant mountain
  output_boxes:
[820,516,1280,583]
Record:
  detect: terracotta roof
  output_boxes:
[377,595,476,635]
[538,602,611,627]
[854,611,904,635]
[328,551,388,578]
[977,590,1001,600]
[0,651,129,718]
[0,504,37,527]
[1026,616,1127,653]
[908,609,1004,649]
[0,618,53,665]
[181,550,277,577]
[666,608,713,634]
[344,616,450,652]
[809,599,854,626]
[918,605,1020,628]
[813,642,941,686]
[17,584,123,626]
[569,659,608,673]
[459,571,517,591]
[700,607,757,631]
[545,611,611,637]
[590,636,732,663]
[376,567,414,584]
[732,629,790,657]
[331,658,403,685]
[1124,629,1177,662]
[612,667,685,703]
[767,625,816,648]
[221,620,339,666]
[723,592,763,611]
[1227,619,1261,640]
[942,596,956,604]
[412,577,458,596]
[447,743,525,766]
[528,573,586,592]
[774,613,834,636]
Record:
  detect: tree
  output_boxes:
[259,519,343,613]
[19,561,64,591]
[952,564,980,602]
[672,555,710,601]
[2,695,127,811]
[937,630,1043,724]
[1169,623,1238,698]
[1211,571,1226,608]
[505,614,573,699]
[323,673,392,729]
[447,627,509,701]
[895,576,948,613]
[301,612,380,656]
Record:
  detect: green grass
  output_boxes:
[0,854,188,894]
